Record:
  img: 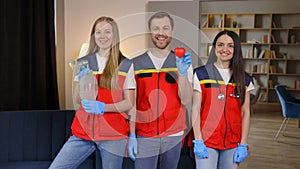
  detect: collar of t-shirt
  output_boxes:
[147,51,167,71]
[215,66,232,85]
[96,53,108,73]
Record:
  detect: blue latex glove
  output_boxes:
[78,67,90,80]
[233,143,248,163]
[192,140,208,158]
[128,134,138,161]
[176,52,192,76]
[81,100,105,115]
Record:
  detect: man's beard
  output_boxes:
[151,34,172,49]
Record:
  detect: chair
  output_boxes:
[274,85,300,145]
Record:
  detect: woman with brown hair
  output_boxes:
[192,30,254,169]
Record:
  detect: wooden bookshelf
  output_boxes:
[199,13,300,104]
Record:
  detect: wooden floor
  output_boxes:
[239,110,300,169]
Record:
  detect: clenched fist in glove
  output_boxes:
[81,100,105,115]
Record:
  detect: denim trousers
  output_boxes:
[195,147,238,169]
[49,135,126,169]
[134,135,183,169]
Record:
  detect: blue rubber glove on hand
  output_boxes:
[192,140,208,158]
[81,100,105,115]
[78,67,90,80]
[234,143,248,163]
[128,134,138,161]
[176,52,192,76]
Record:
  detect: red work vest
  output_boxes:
[71,58,131,141]
[193,64,252,149]
[132,52,187,137]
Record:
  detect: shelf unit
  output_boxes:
[199,13,300,104]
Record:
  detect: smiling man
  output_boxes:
[126,11,193,169]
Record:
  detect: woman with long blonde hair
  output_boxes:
[49,16,135,169]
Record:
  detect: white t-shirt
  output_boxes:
[96,53,108,73]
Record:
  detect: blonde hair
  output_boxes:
[87,16,124,90]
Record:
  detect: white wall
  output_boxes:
[57,0,300,109]
[57,0,194,109]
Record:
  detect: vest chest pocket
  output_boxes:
[165,72,177,84]
[137,73,152,78]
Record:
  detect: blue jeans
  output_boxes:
[135,135,182,169]
[49,135,126,169]
[195,147,238,169]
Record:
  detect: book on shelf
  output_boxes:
[218,18,222,28]
[295,80,300,90]
[290,35,296,44]
[264,62,269,73]
[248,63,253,73]
[260,64,265,73]
[269,65,277,73]
[262,35,268,43]
[201,20,207,28]
[271,34,276,43]
[258,50,265,58]
[270,50,277,58]
[257,64,262,73]
[255,64,265,73]
[246,49,253,58]
[268,80,274,88]
[251,64,257,73]
[249,64,264,73]
[264,49,271,58]
[253,47,258,58]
